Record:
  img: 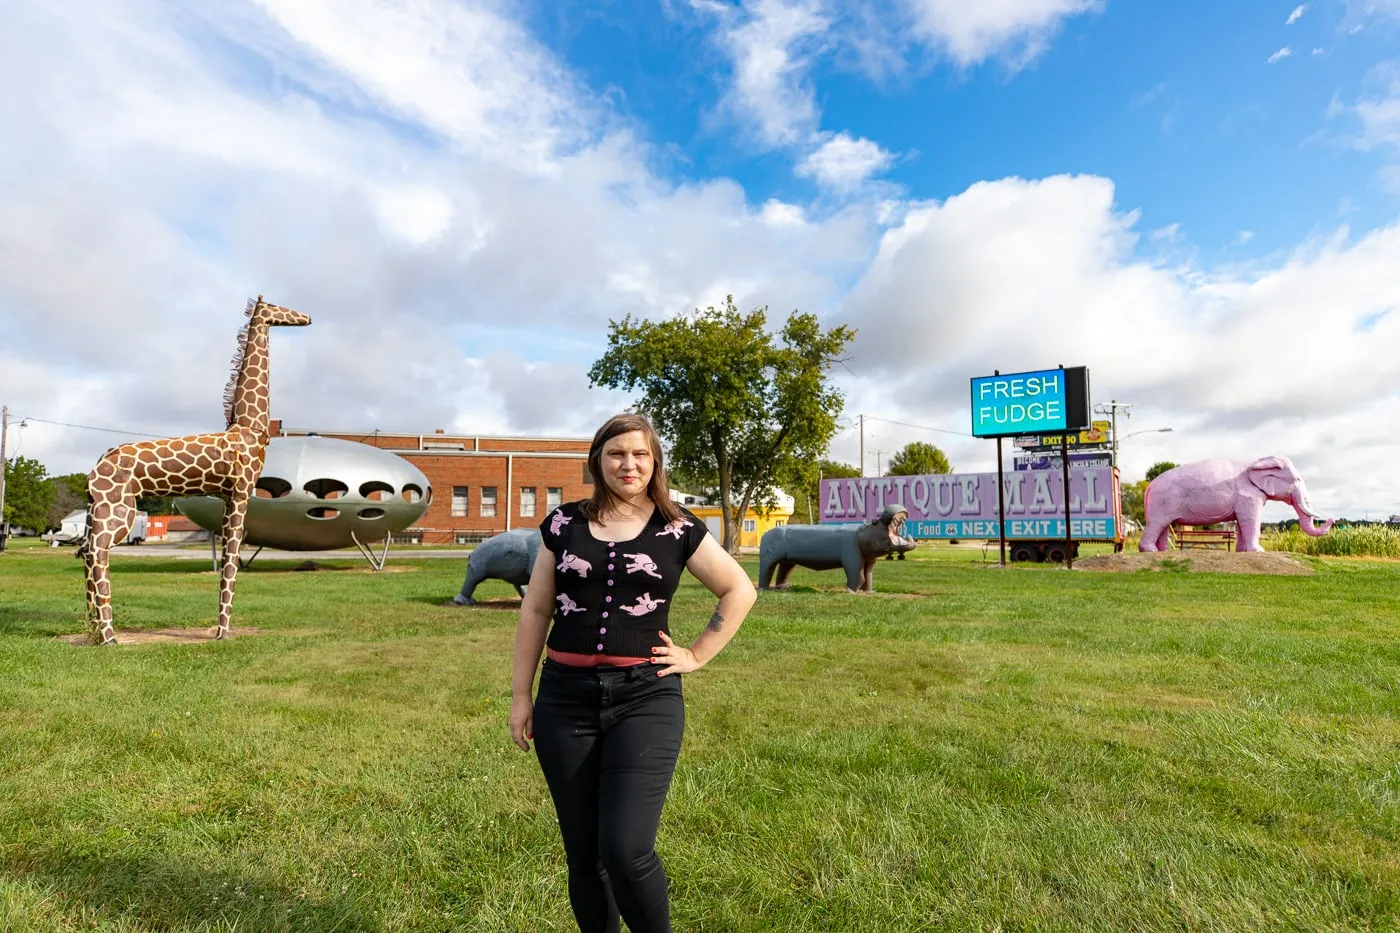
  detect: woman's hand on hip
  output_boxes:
[509,696,534,752]
[651,631,702,677]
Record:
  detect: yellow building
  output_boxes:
[671,490,794,548]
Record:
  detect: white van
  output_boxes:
[47,510,148,546]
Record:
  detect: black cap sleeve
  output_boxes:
[680,508,708,560]
[539,503,574,552]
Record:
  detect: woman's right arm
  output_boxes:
[510,545,557,752]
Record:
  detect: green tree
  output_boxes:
[589,296,854,552]
[1121,479,1148,530]
[1145,461,1178,482]
[3,456,55,532]
[136,496,178,515]
[788,459,860,524]
[886,441,951,477]
[46,473,88,529]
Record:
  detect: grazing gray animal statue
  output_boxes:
[758,504,916,592]
[452,528,541,606]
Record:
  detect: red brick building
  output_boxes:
[275,423,593,545]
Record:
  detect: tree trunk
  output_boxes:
[713,428,737,554]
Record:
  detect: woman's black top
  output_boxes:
[539,501,708,658]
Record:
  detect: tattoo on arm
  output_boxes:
[706,611,725,633]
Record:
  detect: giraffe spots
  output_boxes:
[94,460,116,478]
[95,580,110,598]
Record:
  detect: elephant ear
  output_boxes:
[1246,456,1292,498]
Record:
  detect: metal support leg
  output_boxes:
[350,529,391,571]
[239,545,264,570]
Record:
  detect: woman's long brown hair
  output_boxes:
[579,413,684,525]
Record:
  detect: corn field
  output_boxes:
[1264,525,1400,558]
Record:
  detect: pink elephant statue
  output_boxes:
[1140,456,1334,552]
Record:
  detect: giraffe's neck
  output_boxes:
[228,322,271,439]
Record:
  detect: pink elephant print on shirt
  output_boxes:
[556,593,584,615]
[619,593,666,616]
[550,510,571,536]
[557,550,592,577]
[656,518,692,540]
[623,553,662,579]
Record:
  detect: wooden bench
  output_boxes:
[1173,526,1236,550]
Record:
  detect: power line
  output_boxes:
[861,415,973,438]
[16,416,168,438]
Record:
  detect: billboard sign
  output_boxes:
[1013,420,1112,451]
[819,469,1118,540]
[1013,451,1112,471]
[970,367,1090,439]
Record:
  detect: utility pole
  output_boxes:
[1093,399,1132,470]
[859,414,865,476]
[0,406,9,552]
[876,449,885,477]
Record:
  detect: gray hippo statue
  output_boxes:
[758,504,916,592]
[452,528,541,605]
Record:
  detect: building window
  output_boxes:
[582,463,593,484]
[773,520,785,527]
[451,486,469,517]
[743,519,756,533]
[391,532,422,546]
[520,487,537,518]
[481,486,497,518]
[547,487,563,511]
[454,531,490,545]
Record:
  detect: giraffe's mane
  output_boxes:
[222,298,257,426]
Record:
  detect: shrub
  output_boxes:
[1264,525,1400,558]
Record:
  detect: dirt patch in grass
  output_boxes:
[1074,552,1313,575]
[763,584,927,598]
[442,598,524,610]
[55,626,265,646]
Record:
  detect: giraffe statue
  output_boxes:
[81,296,311,645]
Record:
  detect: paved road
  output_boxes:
[107,544,474,561]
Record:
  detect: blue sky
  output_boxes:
[527,0,1396,255]
[1,0,1398,517]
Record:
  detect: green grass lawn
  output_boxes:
[1,539,1397,931]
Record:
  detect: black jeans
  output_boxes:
[533,659,685,933]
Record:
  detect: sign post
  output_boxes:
[1061,431,1073,568]
[970,366,1091,568]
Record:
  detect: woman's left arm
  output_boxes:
[652,533,757,677]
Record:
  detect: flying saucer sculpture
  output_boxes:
[176,435,431,569]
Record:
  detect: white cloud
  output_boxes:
[691,0,1101,175]
[1149,222,1182,243]
[760,199,809,226]
[902,0,1103,69]
[248,0,595,171]
[3,1,1399,523]
[1346,0,1400,22]
[696,0,828,148]
[1231,230,1256,246]
[1353,65,1400,151]
[836,175,1400,516]
[1286,5,1307,25]
[1333,62,1400,191]
[795,132,896,190]
[1268,46,1294,63]
[0,0,877,476]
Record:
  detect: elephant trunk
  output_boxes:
[1292,486,1333,536]
[1297,511,1333,537]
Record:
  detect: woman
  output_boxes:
[510,413,756,933]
